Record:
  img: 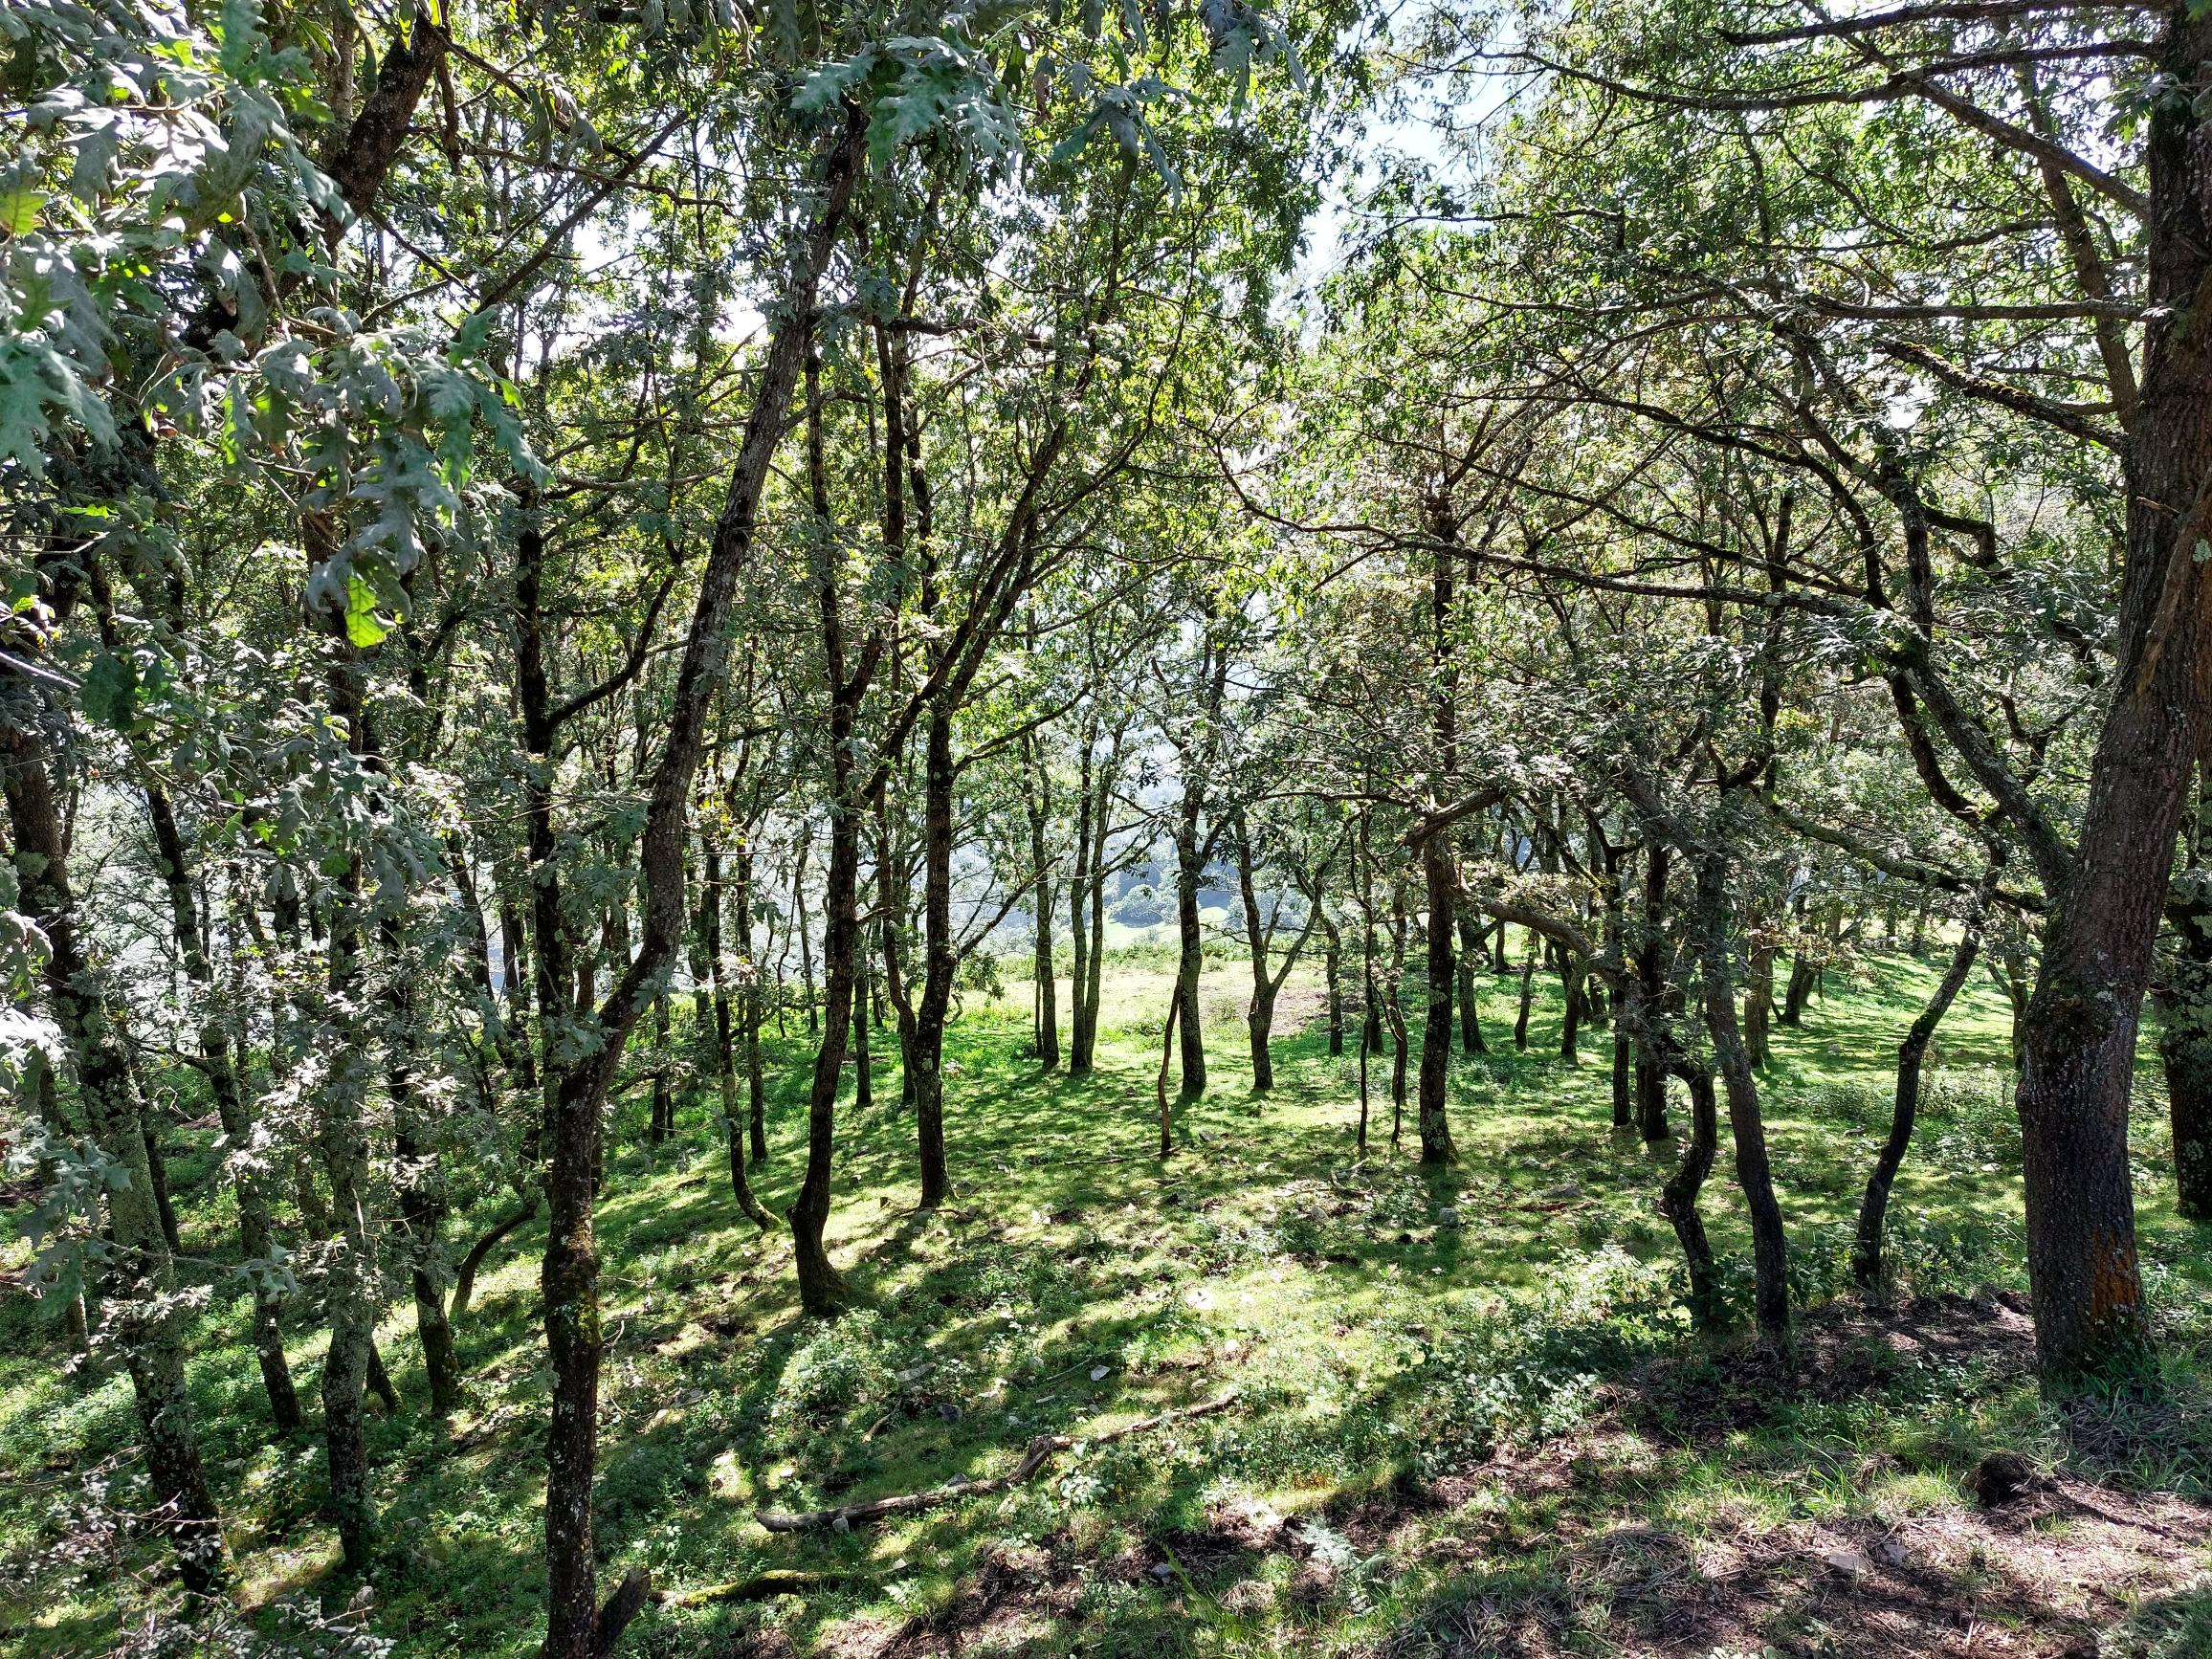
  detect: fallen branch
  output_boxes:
[658,1569,853,1606]
[754,1391,1241,1533]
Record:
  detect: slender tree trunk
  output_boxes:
[1690,849,1790,1346]
[2,729,226,1589]
[1174,801,1207,1097]
[1659,1053,1720,1328]
[537,110,864,1659]
[1513,957,1536,1051]
[737,840,766,1163]
[1026,737,1060,1071]
[1067,721,1098,1075]
[1634,845,1671,1141]
[1856,918,1982,1290]
[1744,932,1777,1070]
[1416,830,1457,1162]
[650,990,673,1144]
[1322,911,1344,1057]
[792,826,819,1037]
[706,846,772,1229]
[1559,955,1585,1064]
[1386,888,1409,1145]
[910,707,957,1207]
[1455,908,1487,1054]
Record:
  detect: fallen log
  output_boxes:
[754,1391,1240,1533]
[658,1569,852,1606]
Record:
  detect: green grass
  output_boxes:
[5,946,2211,1657]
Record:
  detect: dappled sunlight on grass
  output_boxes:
[4,951,2209,1656]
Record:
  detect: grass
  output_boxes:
[5,942,2211,1657]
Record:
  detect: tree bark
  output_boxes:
[1416,829,1458,1162]
[536,106,865,1659]
[2,727,226,1589]
[1855,917,1982,1290]
[705,844,772,1228]
[2009,5,2212,1386]
[1173,799,1208,1097]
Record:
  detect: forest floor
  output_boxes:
[6,950,2212,1657]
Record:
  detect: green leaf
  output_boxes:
[0,188,43,236]
[79,651,139,732]
[344,573,389,647]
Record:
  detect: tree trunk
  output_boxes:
[1856,918,1982,1290]
[319,639,381,1572]
[2009,9,2212,1384]
[1559,955,1585,1064]
[1512,956,1536,1051]
[536,109,864,1659]
[650,990,673,1144]
[1,728,226,1590]
[1455,908,1487,1054]
[909,705,957,1207]
[1026,737,1060,1071]
[1322,910,1344,1057]
[794,825,818,1036]
[1416,830,1457,1162]
[1660,1052,1721,1328]
[1173,801,1207,1097]
[1634,845,1671,1141]
[706,845,772,1228]
[1690,851,1790,1346]
[1744,933,1777,1071]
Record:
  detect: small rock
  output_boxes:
[937,1401,962,1423]
[1965,1450,2040,1509]
[1875,1539,1908,1567]
[895,1361,936,1385]
[1149,1560,1175,1581]
[1541,1183,1583,1201]
[1822,1550,1870,1580]
[1090,1365,1111,1382]
[831,1515,851,1534]
[1436,1206,1461,1227]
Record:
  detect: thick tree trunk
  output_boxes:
[791,785,859,1315]
[1856,918,1982,1290]
[1559,955,1585,1064]
[2010,10,2212,1386]
[2,728,226,1589]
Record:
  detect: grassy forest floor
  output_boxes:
[7,949,2212,1657]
